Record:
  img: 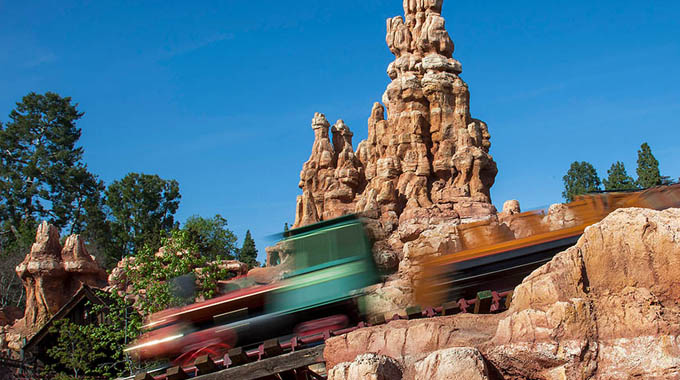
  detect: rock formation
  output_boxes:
[294,0,497,233]
[0,307,22,327]
[328,353,403,380]
[325,314,497,380]
[14,222,107,333]
[285,0,500,309]
[323,207,680,379]
[294,115,363,227]
[485,207,680,379]
[324,313,501,370]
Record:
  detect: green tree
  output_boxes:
[602,161,635,191]
[47,319,96,379]
[105,173,181,259]
[0,92,101,241]
[636,142,661,189]
[238,230,259,269]
[562,161,601,202]
[46,291,143,379]
[0,92,105,304]
[183,214,237,261]
[123,229,235,315]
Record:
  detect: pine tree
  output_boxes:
[0,92,101,235]
[238,230,259,269]
[562,161,601,202]
[636,142,661,189]
[602,161,635,191]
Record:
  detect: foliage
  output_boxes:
[238,230,259,269]
[47,319,96,379]
[0,92,101,245]
[0,243,28,308]
[0,220,34,308]
[123,229,235,315]
[183,214,237,261]
[562,161,601,202]
[46,290,143,379]
[602,161,635,191]
[636,142,661,189]
[105,173,181,259]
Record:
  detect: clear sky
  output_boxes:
[1,1,679,263]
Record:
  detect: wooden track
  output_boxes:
[192,345,325,380]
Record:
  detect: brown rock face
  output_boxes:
[14,222,107,333]
[324,313,501,369]
[328,353,404,380]
[414,347,490,380]
[294,114,363,227]
[285,0,499,309]
[324,207,680,379]
[294,0,497,233]
[485,207,680,379]
[325,314,498,380]
[0,307,22,327]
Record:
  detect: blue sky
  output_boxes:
[1,1,679,263]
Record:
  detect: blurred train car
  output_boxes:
[126,214,379,365]
[416,184,680,307]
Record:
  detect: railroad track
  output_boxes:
[129,228,585,380]
[127,287,515,380]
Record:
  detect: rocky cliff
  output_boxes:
[323,207,680,379]
[295,0,497,232]
[485,207,680,379]
[284,0,500,309]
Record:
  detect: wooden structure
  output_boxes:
[22,284,108,364]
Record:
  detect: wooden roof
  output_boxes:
[23,284,108,353]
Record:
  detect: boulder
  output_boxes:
[324,313,501,369]
[328,353,403,380]
[414,347,490,380]
[484,208,680,379]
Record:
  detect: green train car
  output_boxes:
[127,214,379,364]
[267,214,379,316]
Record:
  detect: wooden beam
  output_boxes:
[367,314,385,326]
[474,290,493,314]
[194,355,218,375]
[406,306,422,319]
[194,344,325,380]
[166,366,188,380]
[441,301,460,315]
[228,346,250,366]
[263,338,283,357]
[133,373,154,380]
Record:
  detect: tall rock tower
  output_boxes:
[291,0,498,276]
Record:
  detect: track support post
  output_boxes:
[474,290,493,314]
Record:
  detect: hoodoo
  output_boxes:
[290,0,498,288]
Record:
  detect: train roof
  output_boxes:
[283,214,361,238]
